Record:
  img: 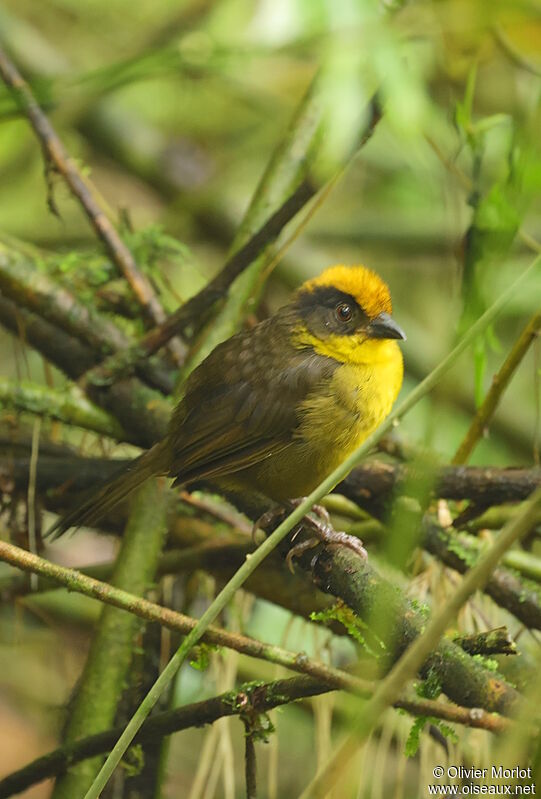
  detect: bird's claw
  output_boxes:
[286,517,367,572]
[251,506,288,544]
[252,499,367,573]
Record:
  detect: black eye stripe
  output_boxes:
[296,286,366,317]
[294,285,370,339]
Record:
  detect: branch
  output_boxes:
[0,44,175,339]
[0,245,174,394]
[177,75,361,380]
[453,312,541,464]
[0,255,171,447]
[453,626,517,656]
[3,450,541,627]
[5,448,541,520]
[243,720,257,799]
[84,177,318,384]
[423,520,541,629]
[299,487,541,799]
[0,539,366,689]
[0,378,126,439]
[83,97,382,386]
[0,295,97,377]
[0,673,509,799]
[339,461,541,518]
[294,545,519,715]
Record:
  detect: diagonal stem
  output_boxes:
[453,311,541,464]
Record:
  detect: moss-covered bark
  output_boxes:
[51,480,168,799]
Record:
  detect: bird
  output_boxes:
[49,264,406,556]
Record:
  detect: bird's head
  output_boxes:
[291,264,406,365]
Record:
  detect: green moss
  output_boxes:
[311,600,386,657]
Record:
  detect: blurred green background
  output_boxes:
[0,0,540,796]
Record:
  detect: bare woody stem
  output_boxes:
[453,312,541,464]
[243,721,258,799]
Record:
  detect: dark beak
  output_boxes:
[367,312,406,341]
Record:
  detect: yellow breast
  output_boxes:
[224,340,403,503]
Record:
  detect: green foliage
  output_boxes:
[189,642,220,671]
[311,601,386,657]
[405,715,458,758]
[122,223,190,277]
[244,712,276,744]
[443,532,480,569]
[472,654,501,674]
[415,669,442,700]
[120,744,145,777]
[454,64,526,405]
[404,715,427,758]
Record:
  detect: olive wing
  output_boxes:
[168,321,337,484]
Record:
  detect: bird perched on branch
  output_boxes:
[50,264,405,557]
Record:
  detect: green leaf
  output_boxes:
[311,601,386,657]
[405,716,428,757]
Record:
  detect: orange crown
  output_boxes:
[301,264,392,319]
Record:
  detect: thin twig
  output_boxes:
[0,44,180,357]
[0,539,377,697]
[423,520,541,629]
[26,417,41,591]
[453,312,541,464]
[243,721,257,799]
[425,135,541,256]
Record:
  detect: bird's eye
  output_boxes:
[335,302,353,323]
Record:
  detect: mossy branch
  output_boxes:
[50,480,168,798]
[0,378,126,438]
[0,245,173,394]
[0,249,171,447]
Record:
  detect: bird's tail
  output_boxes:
[47,440,171,539]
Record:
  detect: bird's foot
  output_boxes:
[285,504,367,573]
[253,499,367,574]
[251,505,289,544]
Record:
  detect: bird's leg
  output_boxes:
[285,502,367,571]
[252,500,367,573]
